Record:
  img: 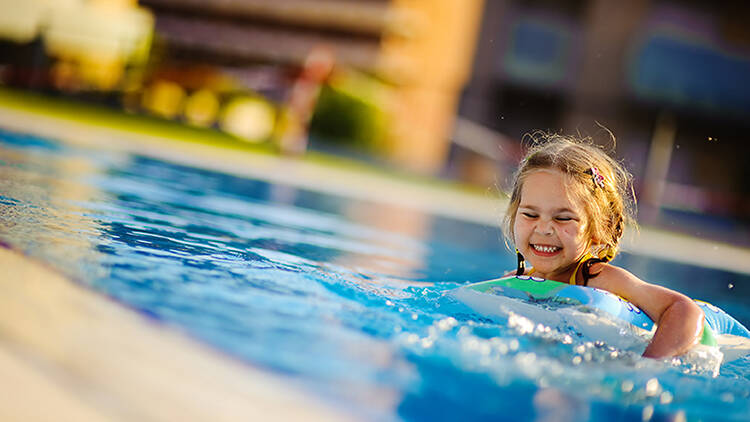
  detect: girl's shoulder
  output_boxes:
[586,262,647,290]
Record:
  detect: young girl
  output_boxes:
[504,134,704,358]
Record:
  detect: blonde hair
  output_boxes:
[504,132,636,268]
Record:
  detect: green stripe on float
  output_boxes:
[466,277,566,298]
[700,321,718,347]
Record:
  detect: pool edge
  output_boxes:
[0,244,351,421]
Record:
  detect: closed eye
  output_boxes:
[521,212,538,218]
[555,217,572,221]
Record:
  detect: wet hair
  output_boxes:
[503,132,637,283]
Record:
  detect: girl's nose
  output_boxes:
[535,219,554,235]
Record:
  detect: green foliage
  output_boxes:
[309,74,387,153]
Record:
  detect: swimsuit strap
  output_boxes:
[569,252,594,285]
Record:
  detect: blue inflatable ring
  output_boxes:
[451,275,750,349]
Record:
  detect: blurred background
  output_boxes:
[0,0,748,245]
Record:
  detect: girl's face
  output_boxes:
[513,169,590,281]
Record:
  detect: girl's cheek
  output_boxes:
[562,225,584,239]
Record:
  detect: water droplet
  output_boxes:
[515,352,537,367]
[659,391,673,404]
[509,339,519,351]
[572,356,582,365]
[385,300,394,306]
[478,342,491,355]
[621,380,634,392]
[464,337,480,351]
[437,317,458,331]
[645,378,661,396]
[411,313,418,320]
[720,392,735,403]
[728,283,734,289]
[642,405,654,421]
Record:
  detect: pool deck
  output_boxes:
[1,96,750,420]
[0,246,349,421]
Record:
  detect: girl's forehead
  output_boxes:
[520,169,583,210]
[522,168,567,187]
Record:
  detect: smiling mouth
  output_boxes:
[531,244,561,254]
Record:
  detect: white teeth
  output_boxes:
[533,244,560,253]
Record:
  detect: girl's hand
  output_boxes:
[641,296,704,358]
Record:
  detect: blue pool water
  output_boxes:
[1,128,749,421]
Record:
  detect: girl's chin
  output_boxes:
[526,262,563,278]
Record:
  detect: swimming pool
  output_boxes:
[1,127,749,421]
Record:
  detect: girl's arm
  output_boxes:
[587,264,704,358]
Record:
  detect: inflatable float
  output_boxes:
[450,275,750,361]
